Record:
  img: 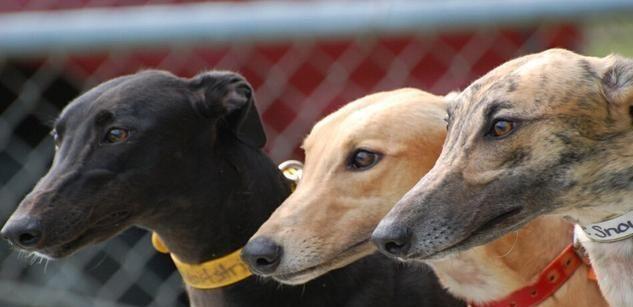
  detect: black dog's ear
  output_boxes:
[602,55,633,126]
[189,71,266,148]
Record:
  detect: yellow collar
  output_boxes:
[151,233,252,289]
[150,160,304,289]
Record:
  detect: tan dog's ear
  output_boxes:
[602,55,633,124]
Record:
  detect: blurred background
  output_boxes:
[0,0,632,306]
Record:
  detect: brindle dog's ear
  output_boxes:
[601,55,633,125]
[189,71,266,148]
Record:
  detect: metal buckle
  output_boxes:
[573,225,591,266]
[278,160,303,190]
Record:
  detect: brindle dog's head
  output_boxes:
[373,49,633,260]
[0,70,265,259]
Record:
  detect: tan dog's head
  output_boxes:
[373,48,633,261]
[242,88,446,284]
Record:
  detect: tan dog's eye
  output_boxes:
[489,120,514,138]
[348,149,381,171]
[103,128,129,144]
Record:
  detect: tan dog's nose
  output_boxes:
[371,224,412,258]
[1,217,43,249]
[242,237,283,274]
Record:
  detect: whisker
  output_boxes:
[17,250,27,260]
[29,253,39,265]
[42,115,59,129]
[88,253,108,271]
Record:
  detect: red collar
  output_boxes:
[469,244,589,307]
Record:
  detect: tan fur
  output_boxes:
[250,88,605,306]
[431,216,605,306]
[251,88,446,284]
[374,49,631,306]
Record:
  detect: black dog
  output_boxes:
[1,70,462,307]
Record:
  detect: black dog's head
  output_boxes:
[1,70,266,258]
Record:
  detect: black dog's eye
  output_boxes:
[348,149,381,171]
[51,130,60,150]
[488,119,514,138]
[103,128,129,144]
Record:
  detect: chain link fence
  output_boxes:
[0,1,632,306]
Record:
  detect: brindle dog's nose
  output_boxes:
[242,237,283,274]
[1,218,43,249]
[371,225,412,258]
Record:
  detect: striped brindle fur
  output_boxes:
[374,48,633,306]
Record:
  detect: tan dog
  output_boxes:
[373,49,632,306]
[243,88,605,306]
[244,88,446,284]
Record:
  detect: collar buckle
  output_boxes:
[279,160,303,190]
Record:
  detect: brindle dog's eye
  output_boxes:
[489,120,514,138]
[348,149,381,171]
[103,128,129,144]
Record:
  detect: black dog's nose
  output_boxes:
[371,226,412,257]
[1,218,43,249]
[241,237,283,274]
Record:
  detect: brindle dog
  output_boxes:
[0,70,459,307]
[372,49,633,306]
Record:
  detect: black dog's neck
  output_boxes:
[143,137,290,264]
[126,136,462,307]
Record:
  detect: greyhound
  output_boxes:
[1,70,458,307]
[372,49,633,306]
[244,88,604,306]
